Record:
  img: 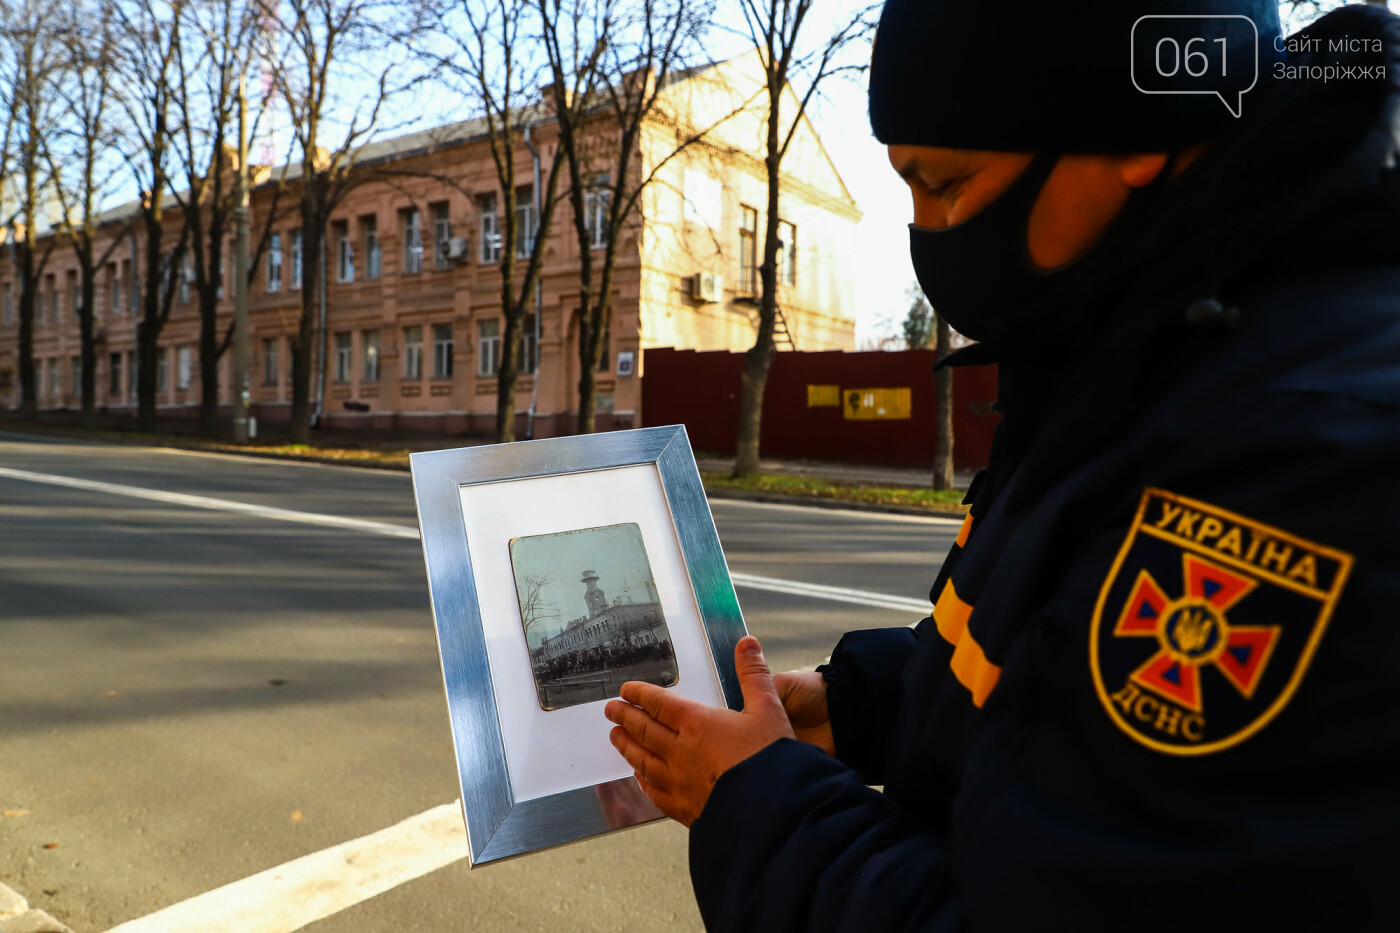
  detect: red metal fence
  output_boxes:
[641,347,999,471]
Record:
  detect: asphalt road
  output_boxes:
[0,432,956,932]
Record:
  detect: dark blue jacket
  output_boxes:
[689,8,1400,930]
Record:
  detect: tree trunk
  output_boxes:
[78,256,98,428]
[496,305,522,443]
[734,93,784,477]
[576,310,599,435]
[198,286,221,435]
[734,339,775,475]
[932,313,955,491]
[290,199,322,445]
[197,208,225,437]
[16,264,37,420]
[137,216,163,431]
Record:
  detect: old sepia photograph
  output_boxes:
[509,522,678,711]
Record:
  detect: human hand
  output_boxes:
[605,635,795,827]
[773,670,835,756]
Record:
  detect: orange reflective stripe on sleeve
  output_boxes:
[955,513,973,549]
[933,578,1002,708]
[934,579,973,644]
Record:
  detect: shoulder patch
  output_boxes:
[1089,488,1353,756]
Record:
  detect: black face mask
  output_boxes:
[908,152,1063,346]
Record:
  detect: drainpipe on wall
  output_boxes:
[312,231,327,428]
[523,124,543,440]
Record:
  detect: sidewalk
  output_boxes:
[0,884,72,933]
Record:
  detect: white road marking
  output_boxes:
[104,802,469,933]
[0,465,932,615]
[730,572,930,615]
[0,466,420,539]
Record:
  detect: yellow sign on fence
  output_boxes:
[842,387,912,420]
[807,384,842,407]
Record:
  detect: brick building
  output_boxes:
[0,53,861,435]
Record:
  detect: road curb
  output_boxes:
[702,486,966,518]
[0,884,73,933]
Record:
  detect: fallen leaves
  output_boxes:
[290,811,303,822]
[42,842,58,850]
[3,809,29,818]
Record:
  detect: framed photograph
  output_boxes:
[410,425,747,866]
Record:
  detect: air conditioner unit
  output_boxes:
[690,271,721,303]
[444,237,469,262]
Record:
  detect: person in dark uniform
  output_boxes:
[605,0,1400,927]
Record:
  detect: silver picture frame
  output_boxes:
[410,424,747,866]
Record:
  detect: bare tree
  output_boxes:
[257,0,403,444]
[114,0,189,431]
[539,0,715,434]
[169,0,262,434]
[519,573,558,636]
[417,0,567,443]
[729,0,874,476]
[0,0,66,420]
[48,0,128,427]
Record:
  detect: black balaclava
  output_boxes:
[870,0,1284,350]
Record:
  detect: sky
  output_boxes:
[806,74,916,346]
[509,522,663,649]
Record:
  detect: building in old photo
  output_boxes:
[0,53,860,435]
[530,569,668,668]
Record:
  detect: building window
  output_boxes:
[71,356,81,394]
[479,194,500,263]
[179,255,192,303]
[362,329,380,382]
[334,220,353,283]
[47,357,58,397]
[157,347,168,393]
[291,230,303,290]
[777,220,796,287]
[432,203,452,269]
[267,233,283,292]
[521,315,537,375]
[514,188,537,258]
[68,271,80,316]
[177,346,191,390]
[261,338,278,386]
[402,209,422,274]
[46,274,58,321]
[126,259,137,313]
[363,216,381,279]
[127,351,136,399]
[403,325,423,380]
[2,283,10,326]
[477,319,499,377]
[109,352,122,396]
[335,332,352,382]
[739,205,757,296]
[584,180,611,250]
[110,263,122,313]
[432,323,453,378]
